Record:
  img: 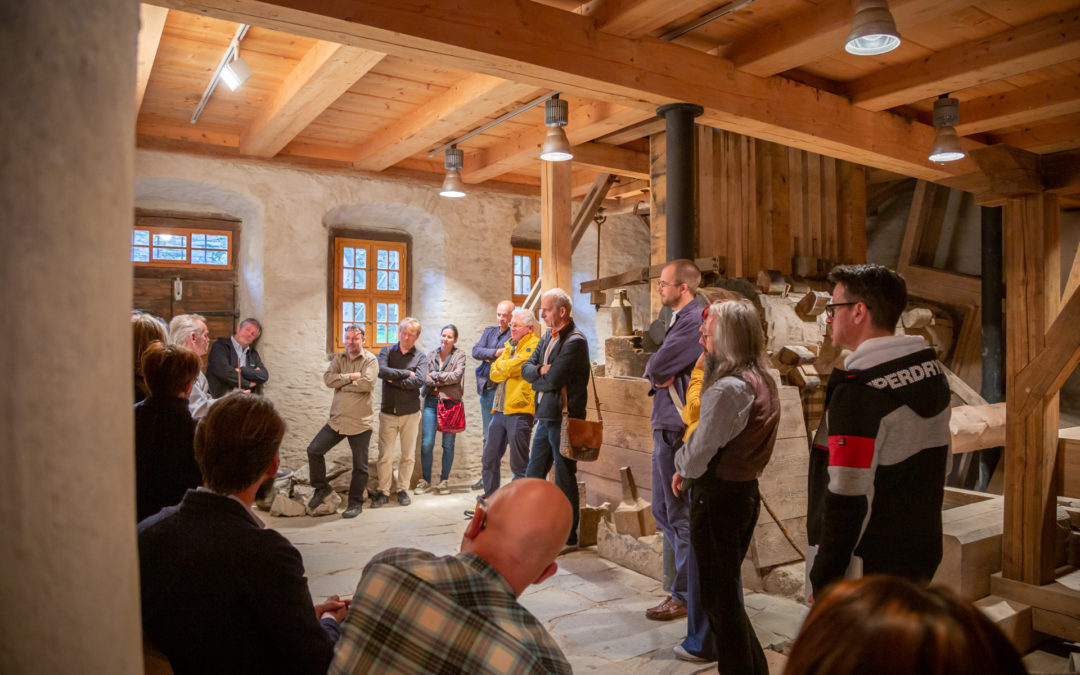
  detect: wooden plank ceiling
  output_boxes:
[137,0,1080,203]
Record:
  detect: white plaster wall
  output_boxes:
[134,151,649,484]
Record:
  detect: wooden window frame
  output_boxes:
[131,225,233,270]
[512,247,541,307]
[332,237,408,352]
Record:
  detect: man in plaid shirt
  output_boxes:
[329,479,573,674]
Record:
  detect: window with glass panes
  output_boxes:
[131,227,232,268]
[512,248,541,306]
[333,237,407,351]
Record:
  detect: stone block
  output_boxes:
[269,492,307,517]
[932,498,1003,601]
[579,502,611,548]
[762,562,806,603]
[596,519,662,582]
[613,466,656,538]
[308,491,342,517]
[975,595,1040,653]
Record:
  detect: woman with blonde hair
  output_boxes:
[132,311,168,403]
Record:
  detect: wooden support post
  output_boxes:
[541,159,572,297]
[1003,191,1062,585]
[649,131,667,320]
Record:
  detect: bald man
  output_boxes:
[471,300,515,490]
[329,479,572,674]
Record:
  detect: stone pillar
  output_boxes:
[0,1,141,672]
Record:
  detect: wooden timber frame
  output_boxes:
[976,144,1080,639]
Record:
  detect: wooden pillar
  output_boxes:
[649,131,667,320]
[540,159,572,298]
[1003,193,1061,584]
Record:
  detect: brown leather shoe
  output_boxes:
[645,596,671,619]
[646,597,687,621]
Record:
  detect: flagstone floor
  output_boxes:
[261,487,808,674]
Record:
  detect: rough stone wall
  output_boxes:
[134,150,649,482]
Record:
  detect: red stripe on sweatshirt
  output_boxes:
[828,435,875,469]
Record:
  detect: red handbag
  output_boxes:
[436,396,466,433]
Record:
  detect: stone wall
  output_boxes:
[134,150,649,482]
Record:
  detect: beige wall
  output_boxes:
[0,0,143,672]
[135,151,650,482]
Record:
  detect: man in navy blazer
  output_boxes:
[138,393,347,675]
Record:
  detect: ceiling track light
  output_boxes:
[191,24,251,124]
[221,53,253,91]
[439,145,466,198]
[540,96,573,162]
[845,0,901,56]
[928,95,966,163]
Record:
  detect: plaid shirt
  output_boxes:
[330,548,571,675]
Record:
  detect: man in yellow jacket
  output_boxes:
[478,308,540,498]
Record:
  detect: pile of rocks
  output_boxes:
[255,462,351,517]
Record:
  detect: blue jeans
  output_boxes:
[525,419,579,544]
[420,395,456,482]
[478,387,497,445]
[651,429,690,602]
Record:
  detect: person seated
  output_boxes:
[329,478,573,675]
[134,342,202,522]
[784,575,1027,675]
[138,393,348,675]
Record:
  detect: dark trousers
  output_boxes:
[306,423,371,507]
[481,411,534,497]
[690,475,767,675]
[525,419,579,544]
[651,429,690,602]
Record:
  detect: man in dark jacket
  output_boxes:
[374,318,429,508]
[138,393,347,675]
[522,288,590,548]
[807,264,951,599]
[469,300,514,489]
[207,318,269,396]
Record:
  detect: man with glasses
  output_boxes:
[478,308,539,498]
[329,479,572,674]
[168,313,215,419]
[807,264,951,600]
[641,260,712,662]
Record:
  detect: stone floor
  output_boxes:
[261,486,808,674]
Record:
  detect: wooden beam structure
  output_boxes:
[570,173,617,250]
[849,9,1080,111]
[569,142,649,179]
[593,0,717,38]
[239,42,385,157]
[541,160,573,295]
[152,0,980,182]
[135,4,169,114]
[353,74,541,171]
[955,76,1080,137]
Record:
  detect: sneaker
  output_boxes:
[414,479,430,495]
[437,480,450,495]
[397,490,411,506]
[307,486,334,509]
[370,492,389,508]
[673,645,711,663]
[471,479,484,491]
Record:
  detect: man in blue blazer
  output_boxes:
[138,393,347,675]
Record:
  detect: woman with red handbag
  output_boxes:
[417,324,466,495]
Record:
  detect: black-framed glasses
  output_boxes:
[824,302,858,318]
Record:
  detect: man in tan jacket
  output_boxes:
[307,324,379,518]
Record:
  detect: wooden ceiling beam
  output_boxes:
[849,9,1080,112]
[592,0,718,39]
[136,4,169,114]
[608,178,649,198]
[988,113,1080,155]
[593,116,664,145]
[149,0,979,181]
[239,41,385,157]
[462,102,651,183]
[725,0,972,78]
[353,74,542,171]
[956,76,1080,136]
[570,141,649,179]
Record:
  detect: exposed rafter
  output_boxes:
[848,8,1080,111]
[593,0,718,39]
[353,75,543,171]
[239,42,385,157]
[150,0,979,181]
[136,4,169,114]
[955,76,1080,136]
[569,141,649,179]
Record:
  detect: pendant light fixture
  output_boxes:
[928,95,966,163]
[845,0,901,56]
[439,145,466,198]
[540,96,573,162]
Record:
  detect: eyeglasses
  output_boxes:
[508,323,529,328]
[824,302,858,318]
[656,280,682,289]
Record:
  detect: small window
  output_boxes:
[131,226,232,269]
[333,237,407,351]
[512,248,541,307]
